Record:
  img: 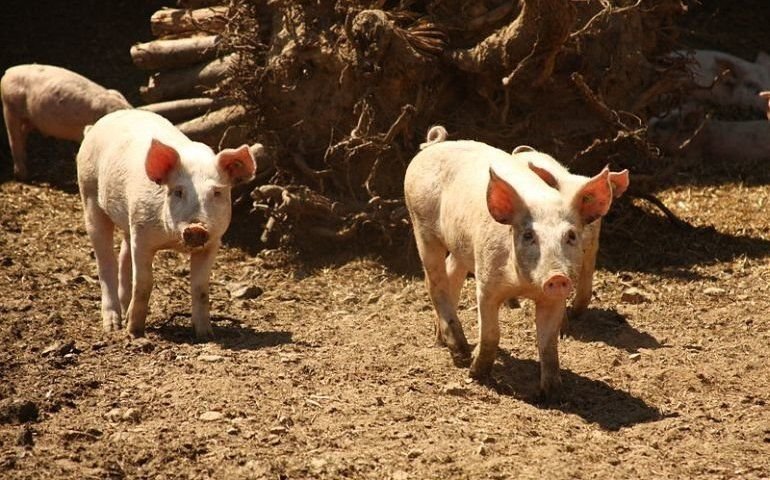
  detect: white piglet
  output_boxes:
[76,109,256,340]
[405,127,617,400]
[1,64,131,179]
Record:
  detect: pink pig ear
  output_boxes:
[608,169,630,198]
[145,138,179,184]
[527,161,558,189]
[487,168,525,225]
[573,167,613,224]
[217,144,257,185]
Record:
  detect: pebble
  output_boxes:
[229,283,263,300]
[703,287,726,296]
[629,353,642,361]
[406,449,422,459]
[442,383,468,396]
[199,411,224,422]
[199,354,225,363]
[41,340,78,357]
[620,287,651,304]
[105,408,123,422]
[122,408,141,423]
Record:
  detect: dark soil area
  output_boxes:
[1,1,769,479]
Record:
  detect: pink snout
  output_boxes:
[183,224,210,248]
[543,273,573,299]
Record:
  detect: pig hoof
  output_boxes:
[537,378,563,404]
[449,350,471,368]
[102,312,123,332]
[536,387,563,405]
[469,359,493,381]
[127,325,145,339]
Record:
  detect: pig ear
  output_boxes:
[487,168,525,225]
[527,161,558,189]
[573,167,613,224]
[714,57,745,83]
[608,169,630,198]
[145,138,179,185]
[217,144,257,185]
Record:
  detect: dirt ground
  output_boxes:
[1,1,770,479]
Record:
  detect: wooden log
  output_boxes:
[176,104,248,147]
[137,97,231,123]
[131,35,220,71]
[139,54,236,103]
[177,0,224,8]
[150,6,228,37]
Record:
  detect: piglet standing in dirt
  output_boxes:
[404,127,617,400]
[1,64,131,179]
[518,146,629,321]
[76,109,256,339]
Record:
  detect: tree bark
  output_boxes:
[137,97,230,123]
[150,6,228,37]
[177,0,224,8]
[176,104,248,146]
[447,0,575,86]
[131,35,220,71]
[139,54,235,103]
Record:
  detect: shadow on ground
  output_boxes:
[148,313,293,351]
[567,308,662,353]
[491,350,664,431]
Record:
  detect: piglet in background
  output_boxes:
[76,109,256,340]
[405,127,619,400]
[1,64,131,179]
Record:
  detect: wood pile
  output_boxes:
[133,1,247,148]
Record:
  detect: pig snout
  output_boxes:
[183,224,210,248]
[543,273,573,299]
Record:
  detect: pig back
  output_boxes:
[405,140,531,269]
[9,65,117,140]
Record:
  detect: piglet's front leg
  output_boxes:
[190,242,219,341]
[535,301,566,402]
[126,239,155,338]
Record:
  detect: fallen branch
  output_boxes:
[138,97,230,123]
[176,104,247,146]
[635,193,689,228]
[151,6,228,37]
[139,54,236,103]
[177,0,224,8]
[131,35,220,71]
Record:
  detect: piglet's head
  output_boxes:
[487,167,585,301]
[145,139,256,250]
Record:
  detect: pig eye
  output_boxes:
[172,187,184,199]
[522,229,536,244]
[566,229,577,245]
[213,189,222,198]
